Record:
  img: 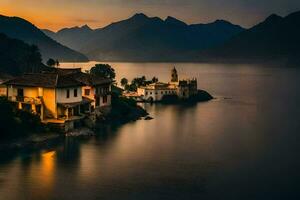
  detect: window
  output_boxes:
[145,92,148,95]
[96,96,100,106]
[84,89,90,96]
[36,105,41,115]
[150,92,152,95]
[103,95,108,104]
[66,89,70,98]
[17,88,24,97]
[161,91,163,94]
[74,89,78,97]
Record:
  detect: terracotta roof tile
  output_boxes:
[4,68,112,88]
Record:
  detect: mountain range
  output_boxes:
[0,15,88,62]
[1,10,299,65]
[43,13,245,62]
[199,11,300,64]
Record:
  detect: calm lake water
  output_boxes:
[1,62,300,200]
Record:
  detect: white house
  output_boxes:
[135,67,198,102]
[137,82,177,102]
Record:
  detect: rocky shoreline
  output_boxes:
[0,107,149,156]
[97,104,149,126]
[0,90,212,157]
[0,133,63,159]
[160,89,213,104]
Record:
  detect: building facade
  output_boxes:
[4,68,112,132]
[0,75,11,96]
[137,82,177,102]
[73,71,112,116]
[136,67,198,102]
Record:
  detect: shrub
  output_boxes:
[0,97,44,140]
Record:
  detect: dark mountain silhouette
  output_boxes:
[0,33,46,76]
[0,15,88,62]
[45,25,94,51]
[200,11,300,65]
[42,29,56,38]
[44,13,244,61]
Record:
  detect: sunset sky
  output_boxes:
[1,0,300,31]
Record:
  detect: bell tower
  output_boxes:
[171,67,178,82]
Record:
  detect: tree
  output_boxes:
[152,76,158,83]
[121,78,128,87]
[90,64,116,79]
[46,58,56,67]
[27,45,42,73]
[132,76,146,87]
[0,97,44,139]
[126,83,137,92]
[55,59,60,67]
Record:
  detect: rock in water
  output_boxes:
[144,116,154,120]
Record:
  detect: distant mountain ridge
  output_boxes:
[0,15,88,62]
[44,25,94,51]
[43,13,245,62]
[199,10,300,65]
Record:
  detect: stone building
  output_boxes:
[136,67,198,102]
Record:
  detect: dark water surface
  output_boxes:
[1,63,300,200]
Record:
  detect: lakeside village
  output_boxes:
[0,66,212,134]
[123,67,199,102]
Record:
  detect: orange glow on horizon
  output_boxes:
[0,0,237,31]
[0,1,115,31]
[2,0,292,31]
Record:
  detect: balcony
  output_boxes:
[9,96,42,105]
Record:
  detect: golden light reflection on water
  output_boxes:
[29,151,56,198]
[41,151,56,180]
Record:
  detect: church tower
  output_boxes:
[171,67,178,82]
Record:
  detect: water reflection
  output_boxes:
[1,63,300,199]
[56,137,81,164]
[29,151,56,198]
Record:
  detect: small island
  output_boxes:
[123,67,213,103]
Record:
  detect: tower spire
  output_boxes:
[171,66,178,82]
